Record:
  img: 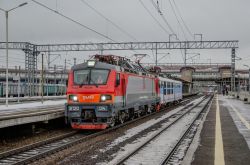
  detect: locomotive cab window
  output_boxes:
[90,69,109,85]
[74,70,90,85]
[74,69,109,85]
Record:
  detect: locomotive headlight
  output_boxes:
[69,95,78,102]
[101,95,107,102]
[72,96,78,101]
[100,95,112,102]
[87,60,96,67]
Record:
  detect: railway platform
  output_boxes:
[0,95,66,104]
[191,94,250,165]
[0,100,66,129]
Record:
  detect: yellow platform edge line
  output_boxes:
[214,95,225,165]
[226,100,250,130]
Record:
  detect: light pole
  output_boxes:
[243,64,250,94]
[0,2,28,106]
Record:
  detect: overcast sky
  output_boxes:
[0,0,250,70]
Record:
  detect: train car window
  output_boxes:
[167,82,170,88]
[164,89,166,95]
[116,73,120,86]
[163,85,167,95]
[163,83,167,95]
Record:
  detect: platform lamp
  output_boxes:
[243,64,250,94]
[0,2,28,106]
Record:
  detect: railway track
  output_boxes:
[0,96,66,104]
[0,95,199,165]
[161,95,212,165]
[114,95,213,165]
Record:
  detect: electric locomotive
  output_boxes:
[65,55,161,129]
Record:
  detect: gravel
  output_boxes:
[29,98,199,165]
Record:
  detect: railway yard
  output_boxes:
[0,94,249,165]
[1,0,250,164]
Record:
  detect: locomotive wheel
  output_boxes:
[128,109,135,120]
[109,117,116,127]
[119,112,126,124]
[156,104,160,112]
[147,108,152,114]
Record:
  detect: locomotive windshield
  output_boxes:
[74,69,109,85]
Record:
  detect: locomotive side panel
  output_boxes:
[126,75,156,109]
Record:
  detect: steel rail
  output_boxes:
[115,96,209,165]
[0,95,198,165]
[0,131,78,160]
[0,96,66,104]
[160,95,213,165]
[0,106,64,120]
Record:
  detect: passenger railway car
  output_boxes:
[65,55,183,130]
[158,77,182,106]
[0,82,66,97]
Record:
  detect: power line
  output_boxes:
[172,0,193,37]
[151,0,162,14]
[79,0,138,41]
[139,0,170,35]
[151,0,186,63]
[31,0,116,42]
[168,0,188,40]
[150,0,175,35]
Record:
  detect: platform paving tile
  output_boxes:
[220,96,250,149]
[219,102,250,165]
[192,96,250,165]
[191,98,216,165]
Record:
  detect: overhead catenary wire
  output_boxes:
[170,0,198,62]
[150,0,186,63]
[151,0,162,14]
[150,0,175,35]
[139,0,171,35]
[172,0,193,38]
[31,0,116,42]
[168,0,188,40]
[79,0,138,41]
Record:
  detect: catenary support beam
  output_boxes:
[0,40,238,52]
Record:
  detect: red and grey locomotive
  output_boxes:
[65,55,182,130]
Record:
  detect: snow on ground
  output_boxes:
[99,96,204,153]
[220,95,250,149]
[102,100,202,165]
[0,99,66,112]
[125,114,195,165]
[99,106,184,153]
[94,96,204,164]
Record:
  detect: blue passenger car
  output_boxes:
[158,77,182,105]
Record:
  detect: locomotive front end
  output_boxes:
[65,60,117,129]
